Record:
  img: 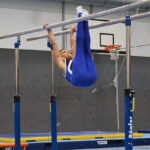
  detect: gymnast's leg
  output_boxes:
[84,20,97,80]
[71,14,97,87]
[72,18,87,86]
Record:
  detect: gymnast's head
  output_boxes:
[60,49,73,59]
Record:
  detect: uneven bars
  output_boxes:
[0,0,149,40]
[27,11,150,41]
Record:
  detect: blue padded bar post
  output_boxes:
[125,89,134,150]
[14,96,21,150]
[14,37,21,150]
[47,41,58,150]
[51,96,57,150]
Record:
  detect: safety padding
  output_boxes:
[0,133,143,143]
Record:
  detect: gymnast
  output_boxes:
[43,7,97,87]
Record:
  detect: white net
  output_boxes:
[109,49,119,60]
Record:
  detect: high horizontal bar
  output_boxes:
[27,11,150,41]
[0,0,149,40]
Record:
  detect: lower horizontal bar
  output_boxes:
[26,11,150,41]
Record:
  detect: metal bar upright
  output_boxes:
[47,41,57,150]
[14,36,21,150]
[125,16,135,150]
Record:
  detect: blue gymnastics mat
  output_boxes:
[0,131,143,142]
[0,131,149,150]
[75,146,150,150]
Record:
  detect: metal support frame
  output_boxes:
[14,37,21,150]
[62,1,65,49]
[115,57,120,132]
[108,49,120,132]
[47,41,57,150]
[125,16,135,150]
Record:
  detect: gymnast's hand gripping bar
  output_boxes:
[0,0,149,40]
[26,11,150,41]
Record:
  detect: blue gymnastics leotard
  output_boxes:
[65,13,97,87]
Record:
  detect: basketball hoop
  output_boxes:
[105,45,121,60]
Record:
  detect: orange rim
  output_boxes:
[105,45,121,52]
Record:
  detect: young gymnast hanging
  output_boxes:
[43,7,97,87]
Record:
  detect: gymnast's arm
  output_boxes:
[70,26,76,59]
[43,24,66,75]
